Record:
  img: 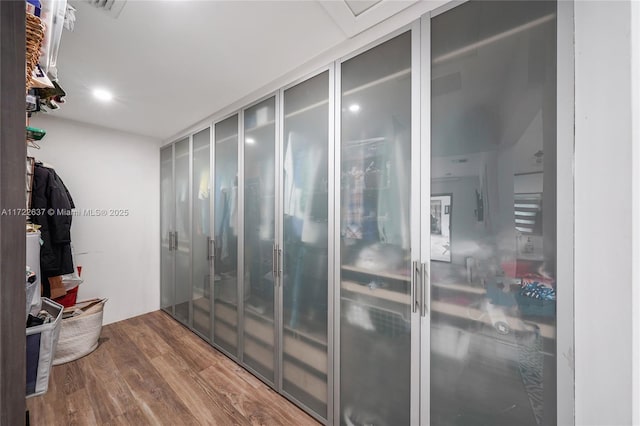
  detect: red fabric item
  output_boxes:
[54,286,78,308]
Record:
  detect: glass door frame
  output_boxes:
[211,111,242,361]
[332,20,423,426]
[167,135,193,327]
[187,133,194,329]
[160,143,175,316]
[419,1,576,425]
[238,91,280,387]
[276,64,336,425]
[189,125,213,343]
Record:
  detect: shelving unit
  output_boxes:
[341,280,409,304]
[341,264,409,282]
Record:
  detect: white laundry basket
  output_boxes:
[52,298,107,366]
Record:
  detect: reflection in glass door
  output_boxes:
[340,32,413,425]
[213,115,240,355]
[192,128,211,339]
[160,145,174,313]
[429,2,558,425]
[243,97,277,382]
[282,71,330,418]
[174,137,191,325]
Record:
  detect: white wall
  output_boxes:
[575,1,635,425]
[28,115,160,325]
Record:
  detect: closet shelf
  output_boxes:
[243,310,328,376]
[341,265,410,282]
[343,136,386,147]
[341,279,409,304]
[215,133,238,144]
[433,282,487,295]
[342,68,410,97]
[284,99,328,120]
[341,279,555,339]
[245,120,275,134]
[431,300,555,340]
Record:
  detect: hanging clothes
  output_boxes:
[30,163,75,297]
[376,120,410,250]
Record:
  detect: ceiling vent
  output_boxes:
[319,0,419,38]
[344,0,382,17]
[84,0,127,18]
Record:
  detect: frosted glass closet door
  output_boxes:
[282,71,329,417]
[243,97,276,382]
[160,145,174,312]
[340,32,413,425]
[192,128,211,338]
[174,137,191,324]
[213,115,240,355]
[429,2,558,425]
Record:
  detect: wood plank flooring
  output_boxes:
[26,310,320,426]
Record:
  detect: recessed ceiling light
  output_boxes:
[348,104,361,113]
[245,138,255,145]
[92,88,113,102]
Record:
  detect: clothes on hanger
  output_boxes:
[30,162,75,298]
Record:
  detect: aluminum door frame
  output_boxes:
[160,143,175,317]
[210,112,243,361]
[333,21,422,426]
[238,92,280,389]
[555,1,576,424]
[332,57,342,426]
[420,1,576,424]
[409,18,423,426]
[238,107,246,365]
[419,13,432,426]
[189,125,213,343]
[276,64,335,425]
[209,122,215,346]
[188,133,195,329]
[174,136,191,326]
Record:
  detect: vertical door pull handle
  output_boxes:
[412,261,419,313]
[206,237,215,260]
[272,244,277,279]
[168,232,173,251]
[278,247,283,279]
[421,263,429,317]
[174,232,178,251]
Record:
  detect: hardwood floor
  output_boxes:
[26,310,321,426]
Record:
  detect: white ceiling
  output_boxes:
[53,0,348,139]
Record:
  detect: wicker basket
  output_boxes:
[25,13,45,91]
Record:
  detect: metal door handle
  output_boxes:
[168,232,172,251]
[206,237,215,260]
[278,247,282,279]
[210,238,215,260]
[421,262,429,317]
[412,261,419,313]
[174,231,179,250]
[272,244,277,278]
